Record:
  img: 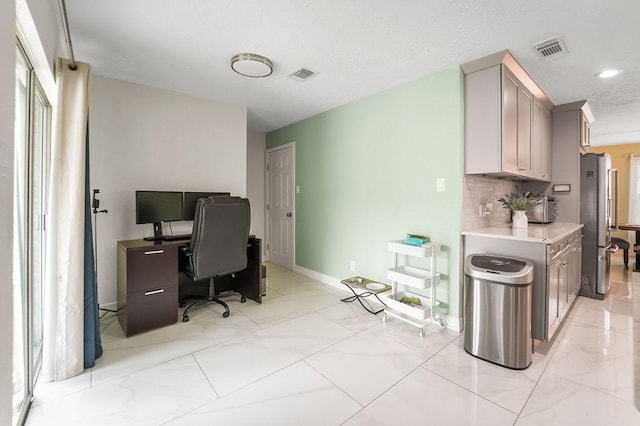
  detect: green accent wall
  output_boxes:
[267,67,464,320]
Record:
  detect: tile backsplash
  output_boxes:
[463,175,515,230]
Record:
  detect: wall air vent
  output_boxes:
[532,36,569,61]
[288,68,316,81]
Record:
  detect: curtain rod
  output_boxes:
[57,0,77,70]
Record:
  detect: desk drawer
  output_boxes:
[127,245,177,293]
[123,285,178,336]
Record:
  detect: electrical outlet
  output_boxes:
[436,178,445,192]
[349,260,356,272]
[484,202,493,216]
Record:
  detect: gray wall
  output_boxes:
[246,129,266,256]
[24,0,61,68]
[89,75,248,307]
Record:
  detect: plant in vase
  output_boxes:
[498,188,538,229]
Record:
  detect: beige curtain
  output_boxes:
[630,155,640,226]
[42,59,90,382]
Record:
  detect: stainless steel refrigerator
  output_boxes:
[580,152,618,299]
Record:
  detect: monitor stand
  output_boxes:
[143,222,164,241]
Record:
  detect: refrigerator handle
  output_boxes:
[610,168,619,230]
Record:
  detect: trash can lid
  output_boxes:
[471,255,526,273]
[465,254,534,285]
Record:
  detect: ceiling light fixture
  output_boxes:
[231,53,273,78]
[597,69,621,79]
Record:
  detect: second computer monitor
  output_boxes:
[183,191,231,221]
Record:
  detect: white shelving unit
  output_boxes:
[383,240,446,336]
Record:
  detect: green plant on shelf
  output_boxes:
[400,296,422,306]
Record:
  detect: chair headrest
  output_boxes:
[199,196,245,205]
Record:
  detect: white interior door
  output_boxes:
[266,144,294,270]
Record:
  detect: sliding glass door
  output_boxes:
[13,40,30,426]
[30,79,48,379]
[13,41,50,426]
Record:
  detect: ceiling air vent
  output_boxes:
[288,68,316,81]
[532,36,569,61]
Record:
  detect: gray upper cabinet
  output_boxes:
[531,101,552,181]
[503,68,533,177]
[551,101,594,222]
[516,76,533,176]
[462,50,553,181]
[580,111,591,149]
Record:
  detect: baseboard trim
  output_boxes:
[293,264,461,333]
[293,265,345,292]
[99,301,118,312]
[444,315,462,333]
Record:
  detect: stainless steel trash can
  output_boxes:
[464,254,534,369]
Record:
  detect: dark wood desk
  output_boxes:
[619,225,640,272]
[117,237,263,336]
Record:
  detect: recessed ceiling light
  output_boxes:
[231,53,273,78]
[597,69,622,79]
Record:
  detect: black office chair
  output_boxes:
[181,196,251,322]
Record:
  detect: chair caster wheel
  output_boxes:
[241,296,247,303]
[223,311,230,318]
[182,315,189,322]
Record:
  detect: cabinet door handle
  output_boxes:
[144,250,164,255]
[144,289,165,296]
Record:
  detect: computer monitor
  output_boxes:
[182,191,231,221]
[135,190,184,240]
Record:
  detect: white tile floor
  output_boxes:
[27,257,640,425]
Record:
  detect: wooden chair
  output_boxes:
[611,237,630,269]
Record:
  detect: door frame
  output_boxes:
[14,38,51,426]
[265,142,296,270]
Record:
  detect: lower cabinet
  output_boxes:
[123,286,179,336]
[464,228,582,341]
[569,238,582,298]
[547,231,583,337]
[547,255,560,333]
[117,241,179,336]
[559,254,570,319]
[548,231,584,338]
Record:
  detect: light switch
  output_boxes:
[296,185,300,194]
[436,178,445,192]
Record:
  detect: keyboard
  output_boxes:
[163,234,191,241]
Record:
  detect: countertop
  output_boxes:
[462,222,584,244]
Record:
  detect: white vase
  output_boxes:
[512,210,528,229]
[512,227,527,238]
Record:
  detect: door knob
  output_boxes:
[286,212,292,217]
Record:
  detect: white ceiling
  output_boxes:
[65,0,640,145]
